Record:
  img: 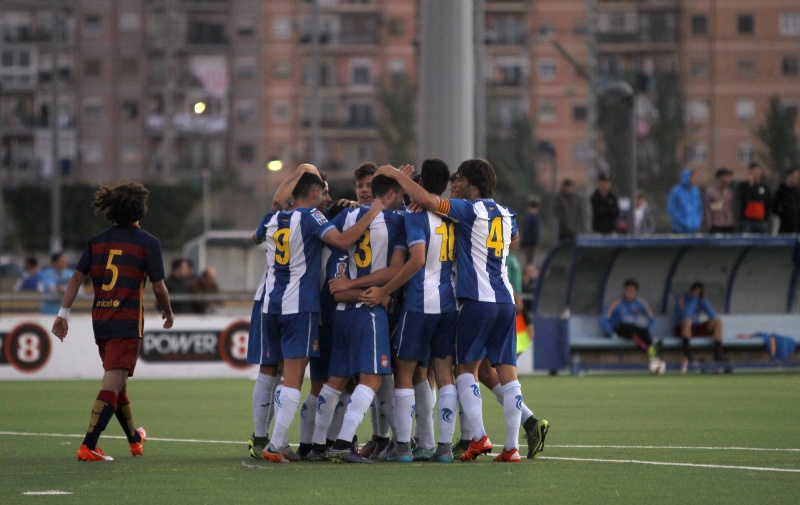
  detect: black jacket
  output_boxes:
[590,190,620,234]
[773,183,800,233]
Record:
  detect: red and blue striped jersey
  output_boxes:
[76,225,166,340]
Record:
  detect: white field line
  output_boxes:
[540,456,800,473]
[23,491,73,495]
[3,431,799,474]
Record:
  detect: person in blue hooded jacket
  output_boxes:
[667,168,703,233]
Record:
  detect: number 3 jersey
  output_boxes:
[262,207,336,315]
[440,198,517,304]
[331,205,407,310]
[402,210,456,314]
[75,225,166,340]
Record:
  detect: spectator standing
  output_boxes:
[520,195,541,264]
[590,173,620,234]
[555,179,584,241]
[703,168,736,233]
[667,168,703,233]
[188,266,222,314]
[40,252,74,314]
[773,168,800,234]
[162,258,192,313]
[14,256,44,292]
[631,192,655,235]
[738,162,771,233]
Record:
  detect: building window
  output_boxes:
[737,14,754,34]
[690,143,708,164]
[536,58,556,80]
[121,100,139,120]
[272,17,291,39]
[83,97,103,120]
[346,103,375,128]
[187,21,227,45]
[84,14,102,36]
[120,57,138,75]
[537,101,557,124]
[350,62,371,86]
[691,15,707,35]
[573,104,588,121]
[737,58,754,77]
[387,18,405,36]
[735,99,755,120]
[782,100,799,123]
[84,59,102,77]
[238,143,255,163]
[780,13,800,36]
[737,144,754,165]
[235,57,256,80]
[272,101,292,123]
[120,143,140,164]
[82,141,103,164]
[782,56,799,76]
[274,60,291,79]
[236,100,256,123]
[119,12,141,33]
[689,58,708,78]
[687,99,709,122]
[538,22,556,39]
[487,15,527,45]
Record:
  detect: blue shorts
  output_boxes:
[329,306,392,378]
[310,324,333,382]
[394,310,457,366]
[455,300,516,367]
[265,312,320,361]
[246,298,278,366]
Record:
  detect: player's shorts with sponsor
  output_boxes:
[265,311,320,361]
[673,320,714,337]
[394,310,457,366]
[97,338,141,376]
[246,298,279,366]
[310,322,333,381]
[454,299,516,367]
[329,306,392,378]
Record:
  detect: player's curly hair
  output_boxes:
[92,181,149,226]
[456,159,496,198]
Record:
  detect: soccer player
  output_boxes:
[376,160,549,463]
[600,279,664,371]
[260,166,384,463]
[308,174,407,463]
[673,281,726,373]
[360,158,458,463]
[51,181,174,461]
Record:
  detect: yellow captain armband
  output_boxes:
[435,196,451,216]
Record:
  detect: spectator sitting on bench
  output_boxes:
[673,281,726,373]
[600,279,663,367]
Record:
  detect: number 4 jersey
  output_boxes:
[75,225,166,340]
[439,198,517,304]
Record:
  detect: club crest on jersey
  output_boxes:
[312,339,320,352]
[380,355,389,368]
[311,209,328,225]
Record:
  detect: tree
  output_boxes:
[376,72,416,166]
[487,112,537,195]
[756,95,800,173]
[647,72,686,187]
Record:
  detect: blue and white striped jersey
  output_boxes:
[402,210,456,314]
[331,205,407,310]
[442,198,517,304]
[320,245,348,326]
[262,207,335,314]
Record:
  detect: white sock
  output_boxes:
[313,385,341,445]
[267,383,281,435]
[337,384,375,443]
[414,381,435,449]
[299,394,317,445]
[252,373,277,438]
[456,373,486,441]
[392,388,415,443]
[271,386,301,449]
[437,384,458,444]
[377,375,394,438]
[502,380,523,451]
[458,398,473,441]
[327,392,350,442]
[493,383,533,422]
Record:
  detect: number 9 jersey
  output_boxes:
[441,198,517,304]
[75,224,166,340]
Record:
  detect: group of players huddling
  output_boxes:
[246,158,549,464]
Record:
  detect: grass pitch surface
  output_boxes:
[1,373,799,504]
